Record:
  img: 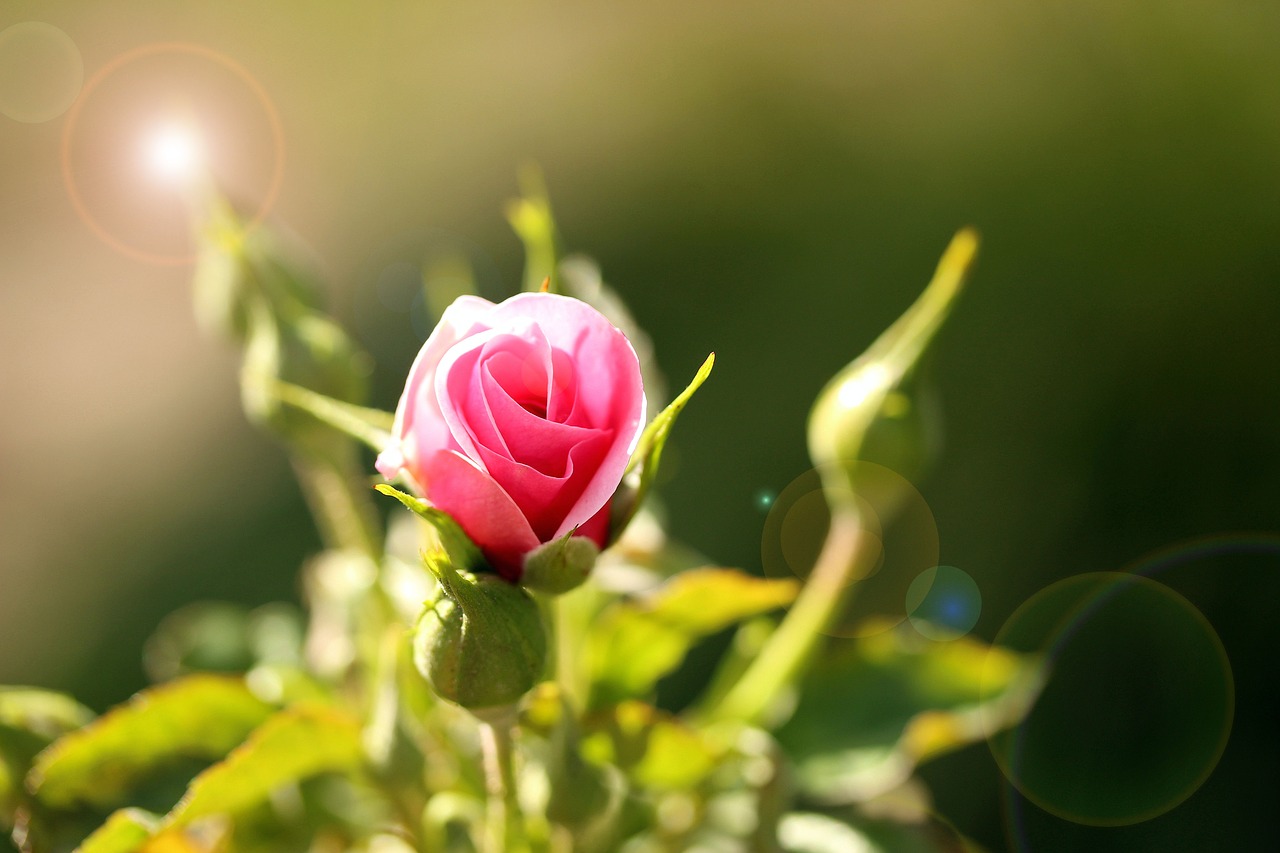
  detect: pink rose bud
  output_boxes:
[377,293,646,581]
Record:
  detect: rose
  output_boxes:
[376,292,646,580]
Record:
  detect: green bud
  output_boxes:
[521,533,600,595]
[807,229,978,507]
[413,554,547,712]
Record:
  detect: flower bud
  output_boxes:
[520,534,600,595]
[808,229,977,509]
[413,555,548,711]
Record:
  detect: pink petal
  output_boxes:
[422,449,540,580]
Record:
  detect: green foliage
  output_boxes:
[169,704,362,824]
[775,618,1045,804]
[10,183,1043,853]
[27,675,273,810]
[75,808,159,853]
[586,568,798,707]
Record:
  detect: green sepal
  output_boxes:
[412,556,547,712]
[613,352,715,535]
[273,380,394,452]
[521,532,600,595]
[374,484,485,571]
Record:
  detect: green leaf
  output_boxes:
[374,484,484,570]
[775,618,1044,804]
[77,808,161,853]
[168,704,362,825]
[0,688,93,740]
[27,675,273,810]
[273,380,393,452]
[615,353,715,532]
[582,701,719,791]
[587,568,798,706]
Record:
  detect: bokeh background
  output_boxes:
[3,1,1278,850]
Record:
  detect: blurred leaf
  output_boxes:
[587,569,797,706]
[168,705,362,826]
[374,485,484,571]
[583,701,719,791]
[616,353,715,533]
[779,813,873,853]
[28,675,273,810]
[0,688,93,740]
[775,619,1044,804]
[77,808,160,853]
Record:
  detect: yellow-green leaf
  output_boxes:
[28,675,273,810]
[168,704,363,825]
[0,687,93,740]
[587,568,798,706]
[775,619,1044,804]
[77,808,160,853]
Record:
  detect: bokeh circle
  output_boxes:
[0,22,83,123]
[760,461,939,638]
[906,565,982,641]
[982,571,1233,827]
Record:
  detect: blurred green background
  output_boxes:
[2,1,1278,849]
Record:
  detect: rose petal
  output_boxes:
[422,449,540,579]
[379,295,494,481]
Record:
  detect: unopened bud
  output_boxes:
[521,534,599,595]
[413,556,547,712]
[808,229,977,508]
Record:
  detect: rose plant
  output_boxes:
[0,178,1045,853]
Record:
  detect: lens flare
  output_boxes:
[143,123,204,183]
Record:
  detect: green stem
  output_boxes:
[477,709,525,853]
[703,506,866,727]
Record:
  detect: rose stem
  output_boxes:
[476,707,526,853]
[702,504,867,727]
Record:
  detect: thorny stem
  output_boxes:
[704,506,867,727]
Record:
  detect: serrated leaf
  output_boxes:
[0,688,94,740]
[775,619,1044,804]
[77,808,161,853]
[168,704,362,825]
[587,568,798,706]
[616,353,714,532]
[374,485,483,570]
[28,675,273,810]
